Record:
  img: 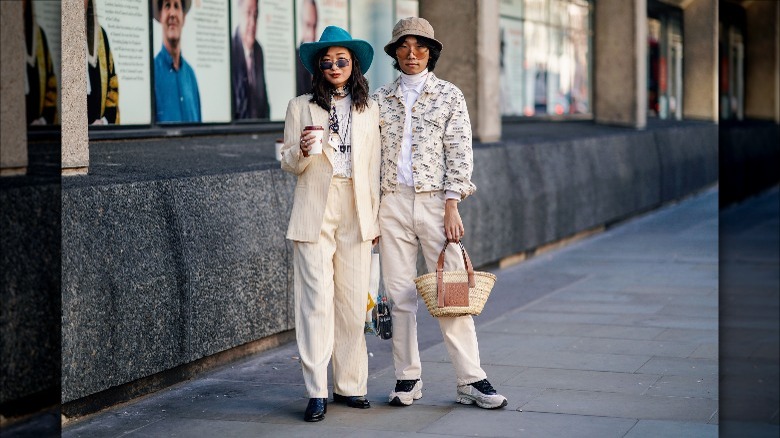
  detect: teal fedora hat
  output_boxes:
[299,26,374,75]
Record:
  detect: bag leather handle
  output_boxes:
[436,239,476,289]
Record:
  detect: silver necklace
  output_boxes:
[337,108,352,153]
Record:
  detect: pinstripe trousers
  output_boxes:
[293,177,371,398]
[379,185,488,386]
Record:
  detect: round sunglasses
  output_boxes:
[319,58,351,71]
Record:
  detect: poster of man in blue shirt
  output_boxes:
[153,0,201,123]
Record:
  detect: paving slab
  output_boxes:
[634,357,718,377]
[689,343,719,360]
[421,409,637,438]
[644,374,718,399]
[501,310,624,325]
[530,302,667,315]
[123,417,355,437]
[495,349,652,373]
[504,368,661,395]
[478,320,586,336]
[656,304,719,318]
[611,314,718,330]
[521,389,718,421]
[623,419,717,437]
[653,328,717,343]
[566,337,699,358]
[558,324,666,340]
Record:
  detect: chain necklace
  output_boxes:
[334,105,352,153]
[329,94,352,153]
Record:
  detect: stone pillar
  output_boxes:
[594,0,647,129]
[61,0,89,175]
[419,0,501,143]
[0,1,28,177]
[683,0,718,122]
[744,0,780,123]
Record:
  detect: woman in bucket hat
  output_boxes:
[279,26,381,422]
[372,17,508,410]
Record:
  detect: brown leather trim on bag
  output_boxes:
[436,240,476,308]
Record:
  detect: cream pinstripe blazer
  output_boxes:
[280,94,381,243]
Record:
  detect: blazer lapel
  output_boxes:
[350,107,368,165]
[308,102,334,164]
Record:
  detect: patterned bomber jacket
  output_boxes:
[372,72,477,199]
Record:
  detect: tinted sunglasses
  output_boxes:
[319,59,350,70]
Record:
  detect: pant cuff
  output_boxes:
[457,375,488,386]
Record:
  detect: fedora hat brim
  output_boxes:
[299,26,374,76]
[153,0,192,22]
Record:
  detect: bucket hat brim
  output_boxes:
[153,0,192,22]
[383,17,443,57]
[299,26,374,76]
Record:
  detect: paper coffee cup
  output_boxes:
[274,138,283,161]
[304,125,324,155]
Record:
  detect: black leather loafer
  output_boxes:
[332,393,371,409]
[304,398,327,422]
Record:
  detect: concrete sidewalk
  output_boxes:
[63,187,722,437]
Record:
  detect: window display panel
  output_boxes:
[395,0,418,19]
[294,0,348,97]
[499,0,524,19]
[524,0,547,22]
[25,0,61,126]
[152,0,231,124]
[89,0,152,126]
[569,27,590,114]
[647,3,684,120]
[500,17,525,115]
[230,0,295,121]
[524,20,549,116]
[350,0,395,93]
[550,0,569,28]
[501,0,591,118]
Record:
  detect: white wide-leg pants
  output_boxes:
[378,185,487,386]
[293,177,371,398]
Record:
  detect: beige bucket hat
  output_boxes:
[383,17,444,57]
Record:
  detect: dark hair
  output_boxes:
[390,35,441,72]
[309,47,370,113]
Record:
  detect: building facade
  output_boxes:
[1,0,777,427]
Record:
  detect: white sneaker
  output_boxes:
[456,379,508,409]
[389,379,423,406]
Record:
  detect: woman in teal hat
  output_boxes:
[279,26,380,422]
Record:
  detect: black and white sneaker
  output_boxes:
[456,379,507,409]
[388,379,423,406]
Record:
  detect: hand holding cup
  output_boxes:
[300,126,324,157]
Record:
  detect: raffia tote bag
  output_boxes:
[414,240,496,317]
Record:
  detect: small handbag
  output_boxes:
[414,240,496,318]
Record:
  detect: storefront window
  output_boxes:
[720,25,745,120]
[500,0,592,118]
[647,2,683,120]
